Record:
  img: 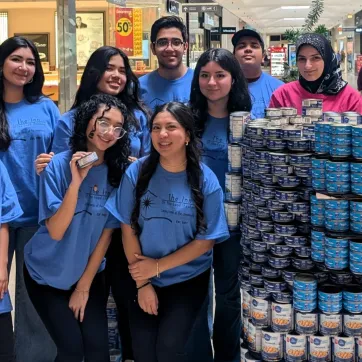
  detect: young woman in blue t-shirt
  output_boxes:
[0,36,60,361]
[0,160,23,362]
[34,46,150,360]
[106,102,230,362]
[190,48,252,362]
[24,94,131,361]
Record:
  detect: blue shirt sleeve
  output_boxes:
[138,111,150,157]
[0,162,23,224]
[38,157,65,225]
[105,212,120,229]
[52,112,74,154]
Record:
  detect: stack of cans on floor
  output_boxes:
[107,293,122,360]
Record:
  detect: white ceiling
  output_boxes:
[219,0,362,34]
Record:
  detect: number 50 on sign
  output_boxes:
[116,18,132,36]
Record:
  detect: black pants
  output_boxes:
[24,265,109,362]
[105,229,135,360]
[0,312,14,362]
[129,269,212,362]
[213,233,241,362]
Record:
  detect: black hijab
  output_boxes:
[296,33,347,95]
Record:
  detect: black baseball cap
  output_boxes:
[232,29,264,49]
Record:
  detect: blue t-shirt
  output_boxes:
[0,160,23,314]
[105,158,229,287]
[201,115,229,192]
[52,108,150,158]
[139,68,194,111]
[0,97,60,227]
[24,151,119,290]
[249,72,284,119]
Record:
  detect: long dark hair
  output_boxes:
[130,102,206,236]
[70,94,131,187]
[0,36,45,151]
[189,48,252,136]
[72,46,148,126]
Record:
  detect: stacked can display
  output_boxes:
[239,104,362,362]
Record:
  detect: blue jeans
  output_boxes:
[212,233,241,362]
[8,226,56,362]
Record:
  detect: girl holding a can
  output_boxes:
[0,36,60,361]
[189,48,252,362]
[105,102,230,362]
[24,94,130,362]
[0,160,23,362]
[269,33,362,114]
[34,46,150,361]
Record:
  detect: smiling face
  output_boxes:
[198,61,233,103]
[297,45,325,81]
[3,47,36,88]
[151,111,189,160]
[97,54,127,96]
[151,27,188,70]
[234,36,264,69]
[86,105,124,152]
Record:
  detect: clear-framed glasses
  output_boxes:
[97,120,127,139]
[153,38,185,50]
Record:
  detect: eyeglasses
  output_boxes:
[153,38,185,50]
[97,120,127,139]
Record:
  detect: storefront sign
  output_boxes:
[342,27,356,32]
[115,8,143,57]
[182,4,221,14]
[167,0,180,15]
[210,27,237,34]
[15,33,49,62]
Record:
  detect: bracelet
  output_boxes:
[75,288,89,293]
[137,281,151,290]
[156,259,160,278]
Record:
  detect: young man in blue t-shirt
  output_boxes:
[232,29,284,119]
[139,16,194,111]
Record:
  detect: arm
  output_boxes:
[0,223,9,299]
[69,228,113,321]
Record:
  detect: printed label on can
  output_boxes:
[229,117,244,142]
[248,321,263,353]
[224,202,240,231]
[225,173,242,202]
[295,311,318,335]
[285,334,307,362]
[228,144,242,172]
[356,337,362,362]
[333,336,355,362]
[251,297,271,327]
[309,335,331,362]
[271,302,293,333]
[243,316,249,338]
[320,313,342,336]
[243,289,251,317]
[344,314,362,337]
[262,330,284,361]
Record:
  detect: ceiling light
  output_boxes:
[281,6,310,9]
[284,18,305,20]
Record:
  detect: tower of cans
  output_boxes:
[239,102,362,362]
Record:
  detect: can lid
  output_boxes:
[294,273,316,283]
[318,284,342,294]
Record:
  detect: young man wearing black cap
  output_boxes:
[232,29,283,119]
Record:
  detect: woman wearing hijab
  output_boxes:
[269,33,362,114]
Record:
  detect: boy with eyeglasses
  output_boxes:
[139,16,194,111]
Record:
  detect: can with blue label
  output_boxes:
[331,123,352,135]
[343,112,362,125]
[324,111,343,123]
[294,273,317,291]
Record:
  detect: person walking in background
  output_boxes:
[0,160,23,362]
[358,65,362,94]
[24,94,131,361]
[139,16,194,111]
[190,48,252,362]
[232,29,283,119]
[270,34,362,114]
[106,102,229,362]
[0,36,59,362]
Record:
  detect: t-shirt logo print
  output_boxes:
[141,189,172,223]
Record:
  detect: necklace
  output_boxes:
[160,159,187,169]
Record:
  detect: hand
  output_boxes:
[0,265,8,300]
[70,152,94,187]
[128,156,137,163]
[69,289,89,322]
[138,284,158,315]
[129,254,157,281]
[35,152,54,175]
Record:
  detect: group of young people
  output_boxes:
[0,14,361,362]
